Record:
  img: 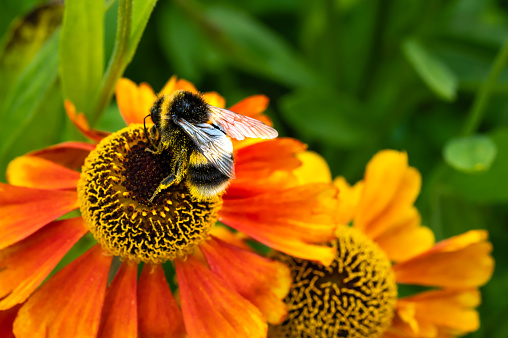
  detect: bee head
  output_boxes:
[149,96,164,127]
[170,90,209,124]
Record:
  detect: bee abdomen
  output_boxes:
[186,164,230,199]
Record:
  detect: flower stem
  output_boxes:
[462,38,508,136]
[91,0,132,125]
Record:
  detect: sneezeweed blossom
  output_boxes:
[0,76,340,337]
[269,150,494,338]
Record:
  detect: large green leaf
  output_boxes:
[59,0,104,115]
[0,30,60,175]
[127,0,158,63]
[403,38,458,101]
[0,3,63,105]
[279,87,370,146]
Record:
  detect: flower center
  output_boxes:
[78,125,222,264]
[270,226,397,338]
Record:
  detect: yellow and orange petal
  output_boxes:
[64,100,110,141]
[390,289,481,338]
[138,264,185,338]
[333,176,363,225]
[115,78,157,125]
[0,183,79,250]
[293,151,332,185]
[393,230,494,288]
[220,183,338,265]
[13,245,112,337]
[0,217,87,310]
[0,305,20,338]
[7,155,80,190]
[201,237,291,324]
[175,255,267,338]
[98,261,138,337]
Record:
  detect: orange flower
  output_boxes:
[270,150,494,338]
[0,76,339,337]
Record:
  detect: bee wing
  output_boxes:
[173,117,235,179]
[207,105,278,141]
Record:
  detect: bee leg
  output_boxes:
[149,174,176,202]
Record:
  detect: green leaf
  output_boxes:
[403,38,458,101]
[445,129,508,203]
[0,29,60,173]
[0,3,63,105]
[205,6,319,88]
[279,87,369,146]
[59,0,104,115]
[444,135,497,172]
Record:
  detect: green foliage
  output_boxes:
[1,0,508,336]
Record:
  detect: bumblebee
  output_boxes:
[144,90,278,202]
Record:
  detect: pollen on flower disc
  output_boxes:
[78,125,221,263]
[270,226,397,338]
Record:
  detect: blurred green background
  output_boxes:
[1,0,507,336]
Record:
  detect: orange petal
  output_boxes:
[0,217,87,310]
[229,95,269,118]
[115,78,157,125]
[210,226,252,251]
[138,263,185,338]
[393,230,494,287]
[334,176,364,225]
[13,245,113,337]
[202,92,225,108]
[27,141,94,171]
[388,303,438,338]
[0,183,79,250]
[158,75,177,95]
[234,138,305,180]
[98,261,138,338]
[7,155,80,190]
[175,255,267,338]
[64,100,110,141]
[293,151,332,184]
[375,208,435,262]
[220,183,338,265]
[355,151,422,239]
[0,305,21,338]
[398,289,481,336]
[174,79,199,93]
[201,237,291,324]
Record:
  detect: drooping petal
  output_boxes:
[355,151,422,239]
[115,78,157,125]
[64,100,110,141]
[0,305,21,338]
[374,207,435,262]
[387,303,438,338]
[396,289,481,336]
[0,183,79,250]
[27,141,94,171]
[7,155,80,190]
[293,151,332,184]
[0,217,87,310]
[202,92,225,108]
[201,237,291,324]
[220,183,338,265]
[98,261,138,338]
[13,245,112,337]
[175,255,267,338]
[209,226,251,251]
[138,264,185,338]
[229,94,269,118]
[393,230,494,287]
[334,176,364,225]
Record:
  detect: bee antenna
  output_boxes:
[143,114,151,141]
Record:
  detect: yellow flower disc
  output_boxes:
[78,125,222,263]
[270,226,397,338]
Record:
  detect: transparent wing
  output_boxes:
[207,105,278,141]
[173,117,235,178]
